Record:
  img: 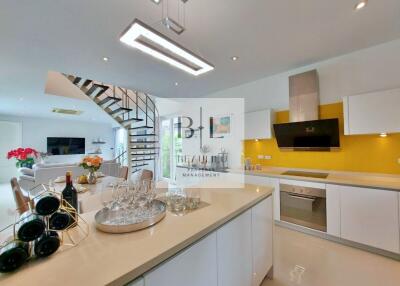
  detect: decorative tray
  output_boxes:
[94,200,167,234]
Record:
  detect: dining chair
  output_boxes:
[140,169,153,181]
[10,178,30,215]
[119,166,129,180]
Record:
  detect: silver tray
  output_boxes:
[94,200,166,234]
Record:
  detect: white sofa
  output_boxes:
[18,161,121,192]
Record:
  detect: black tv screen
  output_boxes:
[47,137,85,155]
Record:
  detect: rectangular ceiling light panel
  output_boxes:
[120,19,214,76]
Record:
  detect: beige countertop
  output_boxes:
[233,166,400,191]
[0,184,273,286]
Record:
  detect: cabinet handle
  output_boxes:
[288,194,316,202]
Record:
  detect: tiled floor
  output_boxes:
[262,226,400,286]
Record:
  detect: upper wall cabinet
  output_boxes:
[343,88,400,135]
[245,109,275,140]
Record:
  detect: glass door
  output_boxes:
[160,117,182,181]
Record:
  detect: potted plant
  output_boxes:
[7,148,39,169]
[79,155,103,184]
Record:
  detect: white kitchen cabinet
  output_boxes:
[326,184,341,237]
[245,109,274,140]
[343,88,400,135]
[339,185,399,253]
[217,209,253,286]
[144,232,218,286]
[245,175,280,220]
[252,196,273,286]
[126,277,144,286]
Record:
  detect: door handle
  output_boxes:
[288,194,316,202]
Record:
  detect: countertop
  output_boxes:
[0,184,273,286]
[232,166,400,191]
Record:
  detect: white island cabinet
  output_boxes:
[252,196,273,286]
[126,277,144,286]
[144,197,273,286]
[144,232,218,286]
[217,209,253,286]
[245,175,280,220]
[328,184,400,253]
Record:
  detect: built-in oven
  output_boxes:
[280,183,327,232]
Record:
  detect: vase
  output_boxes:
[20,161,34,169]
[86,171,97,184]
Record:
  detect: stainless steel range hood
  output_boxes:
[289,70,319,122]
[273,70,340,151]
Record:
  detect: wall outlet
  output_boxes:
[257,155,264,159]
[264,155,272,160]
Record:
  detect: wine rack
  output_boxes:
[0,184,89,273]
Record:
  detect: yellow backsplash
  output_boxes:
[244,102,400,174]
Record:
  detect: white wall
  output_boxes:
[208,39,400,112]
[0,114,115,163]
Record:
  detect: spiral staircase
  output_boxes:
[64,74,159,178]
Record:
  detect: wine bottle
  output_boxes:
[49,210,70,230]
[34,231,60,258]
[33,191,60,216]
[0,240,30,273]
[16,211,45,242]
[62,171,78,226]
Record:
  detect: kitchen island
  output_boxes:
[0,184,274,286]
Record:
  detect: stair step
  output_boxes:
[122,118,144,126]
[132,158,156,162]
[82,79,93,88]
[73,77,82,85]
[131,153,158,156]
[86,84,109,97]
[130,147,159,150]
[97,96,121,107]
[129,134,156,137]
[129,126,154,130]
[132,163,149,167]
[110,107,133,116]
[130,141,157,144]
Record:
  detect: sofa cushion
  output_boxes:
[19,167,34,177]
[19,174,35,181]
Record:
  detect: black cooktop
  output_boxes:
[281,170,329,179]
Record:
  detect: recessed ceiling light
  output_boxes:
[175,82,179,86]
[354,1,367,10]
[231,56,239,61]
[119,19,214,76]
[103,57,109,62]
[151,0,161,4]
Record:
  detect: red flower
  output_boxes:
[19,152,27,160]
[6,147,39,160]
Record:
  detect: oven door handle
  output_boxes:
[288,194,316,202]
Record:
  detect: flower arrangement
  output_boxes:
[7,148,39,168]
[79,155,103,172]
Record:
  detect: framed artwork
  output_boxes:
[210,115,231,138]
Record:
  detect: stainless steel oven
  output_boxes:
[280,183,327,232]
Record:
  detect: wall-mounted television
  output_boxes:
[47,137,85,155]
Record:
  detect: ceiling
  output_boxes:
[0,0,400,121]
